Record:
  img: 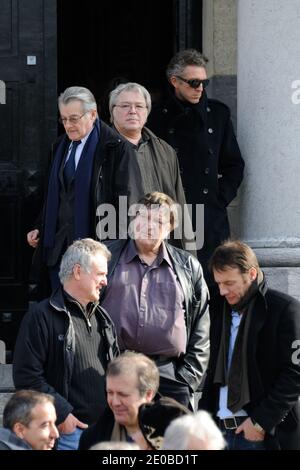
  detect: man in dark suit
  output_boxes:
[27,86,139,298]
[148,50,245,285]
[200,240,300,450]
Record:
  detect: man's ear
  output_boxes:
[249,267,258,281]
[73,263,81,280]
[145,389,155,403]
[13,422,26,439]
[170,76,178,88]
[91,109,98,122]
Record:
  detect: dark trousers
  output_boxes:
[159,376,191,409]
[218,423,266,451]
[49,264,60,292]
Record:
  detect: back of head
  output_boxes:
[107,351,159,398]
[209,239,261,275]
[162,410,226,450]
[3,390,54,430]
[166,49,208,81]
[138,396,190,450]
[59,238,111,284]
[58,86,97,113]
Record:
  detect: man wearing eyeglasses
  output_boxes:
[148,49,245,286]
[108,82,195,255]
[27,86,138,298]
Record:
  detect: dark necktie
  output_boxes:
[64,140,81,186]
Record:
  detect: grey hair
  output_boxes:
[109,82,152,122]
[166,49,209,81]
[58,86,97,113]
[59,238,111,284]
[162,411,226,450]
[107,351,159,397]
[3,390,55,430]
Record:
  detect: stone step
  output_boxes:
[0,393,14,427]
[0,365,15,426]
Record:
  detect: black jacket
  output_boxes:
[13,287,119,425]
[148,91,244,274]
[200,286,300,450]
[103,239,210,392]
[30,121,140,298]
[79,407,115,450]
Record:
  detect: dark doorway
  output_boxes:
[58,0,175,122]
[0,0,57,361]
[0,0,202,361]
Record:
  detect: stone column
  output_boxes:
[237,0,300,299]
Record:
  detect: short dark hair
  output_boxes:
[107,352,159,397]
[209,240,260,274]
[137,192,178,230]
[166,49,209,81]
[3,390,55,430]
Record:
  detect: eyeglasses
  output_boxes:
[176,76,210,89]
[59,112,88,125]
[114,103,148,112]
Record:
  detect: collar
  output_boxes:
[63,289,99,319]
[230,271,267,313]
[124,240,172,268]
[67,124,94,150]
[0,428,32,450]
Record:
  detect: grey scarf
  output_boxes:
[214,272,264,413]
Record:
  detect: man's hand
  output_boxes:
[27,229,40,248]
[57,413,88,434]
[236,417,265,441]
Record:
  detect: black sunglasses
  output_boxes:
[176,76,210,89]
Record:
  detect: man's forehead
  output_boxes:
[213,266,242,277]
[139,205,170,217]
[59,100,83,113]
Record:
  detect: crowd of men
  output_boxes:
[1,49,299,452]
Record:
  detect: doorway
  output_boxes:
[57,0,175,122]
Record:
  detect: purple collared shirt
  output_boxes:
[102,240,186,357]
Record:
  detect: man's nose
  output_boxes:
[219,285,229,296]
[51,424,59,439]
[111,394,121,406]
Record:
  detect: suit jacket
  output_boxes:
[200,285,300,450]
[30,121,140,299]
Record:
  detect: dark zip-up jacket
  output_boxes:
[13,287,119,424]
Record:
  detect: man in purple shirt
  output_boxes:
[102,191,210,408]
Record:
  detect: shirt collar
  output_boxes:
[68,126,94,149]
[124,240,172,268]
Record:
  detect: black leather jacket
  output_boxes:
[13,287,119,424]
[103,240,210,392]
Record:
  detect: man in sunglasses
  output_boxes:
[148,49,244,287]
